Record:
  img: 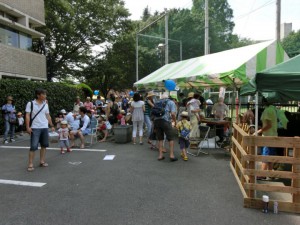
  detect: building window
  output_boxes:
[0,25,32,50]
[19,32,32,50]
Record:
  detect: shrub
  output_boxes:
[76,83,93,97]
[0,79,85,134]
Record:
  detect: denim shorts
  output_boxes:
[59,140,70,148]
[30,128,49,151]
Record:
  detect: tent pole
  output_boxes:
[254,91,259,198]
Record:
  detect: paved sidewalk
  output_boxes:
[0,138,299,225]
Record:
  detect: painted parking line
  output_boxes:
[0,146,107,152]
[103,155,115,160]
[0,179,46,187]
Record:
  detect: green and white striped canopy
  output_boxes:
[134,40,289,90]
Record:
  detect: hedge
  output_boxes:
[0,79,87,135]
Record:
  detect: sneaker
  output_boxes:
[4,140,9,144]
[10,139,16,142]
[61,150,65,154]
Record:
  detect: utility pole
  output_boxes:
[204,0,209,55]
[276,0,281,41]
[136,34,139,82]
[165,9,169,64]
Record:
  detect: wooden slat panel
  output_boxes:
[244,169,298,179]
[243,136,300,148]
[230,163,248,198]
[233,123,248,137]
[232,137,248,157]
[244,183,300,194]
[243,155,300,164]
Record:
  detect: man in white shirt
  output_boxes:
[69,106,90,149]
[25,89,55,172]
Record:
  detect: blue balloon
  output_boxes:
[94,90,99,95]
[164,80,176,91]
[129,91,134,96]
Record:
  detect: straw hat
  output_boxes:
[188,92,194,98]
[181,111,189,117]
[61,120,68,125]
[76,96,80,99]
[60,109,67,114]
[121,110,126,115]
[147,91,155,97]
[17,112,22,116]
[7,96,13,101]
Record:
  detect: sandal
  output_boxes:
[157,156,165,161]
[27,166,34,172]
[40,162,48,167]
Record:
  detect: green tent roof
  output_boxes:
[134,40,288,90]
[240,54,300,101]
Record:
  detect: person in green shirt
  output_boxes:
[255,98,278,180]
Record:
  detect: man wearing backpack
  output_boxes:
[25,89,55,172]
[153,93,178,162]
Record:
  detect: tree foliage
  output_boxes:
[34,0,130,81]
[281,30,300,57]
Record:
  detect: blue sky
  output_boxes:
[124,0,300,40]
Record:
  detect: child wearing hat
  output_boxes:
[16,112,24,136]
[58,120,71,154]
[176,111,191,161]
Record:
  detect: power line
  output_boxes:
[235,0,275,21]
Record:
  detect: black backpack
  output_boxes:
[151,99,169,117]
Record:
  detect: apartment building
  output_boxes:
[0,0,46,81]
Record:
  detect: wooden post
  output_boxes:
[292,139,300,206]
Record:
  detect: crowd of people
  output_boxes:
[1,88,232,171]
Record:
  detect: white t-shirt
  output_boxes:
[79,114,90,131]
[25,100,50,129]
[18,117,24,125]
[58,127,69,140]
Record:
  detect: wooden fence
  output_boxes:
[230,123,300,213]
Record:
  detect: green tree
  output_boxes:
[281,30,300,57]
[34,0,130,81]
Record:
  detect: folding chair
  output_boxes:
[187,125,210,156]
[86,117,98,146]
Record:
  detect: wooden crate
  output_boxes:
[230,123,300,213]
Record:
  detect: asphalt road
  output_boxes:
[0,136,299,225]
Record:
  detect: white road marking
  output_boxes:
[0,146,107,152]
[103,155,115,160]
[68,162,82,165]
[0,179,46,187]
